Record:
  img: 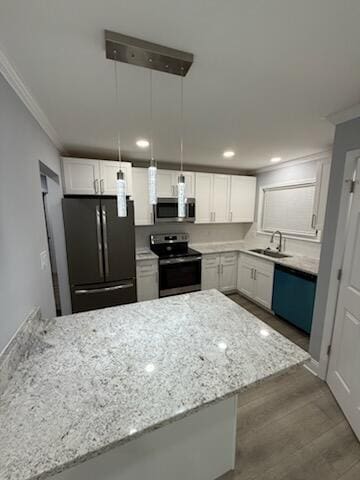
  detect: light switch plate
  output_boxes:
[40,250,48,270]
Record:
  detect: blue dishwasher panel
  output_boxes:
[272,264,317,334]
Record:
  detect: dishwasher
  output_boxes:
[272,264,317,334]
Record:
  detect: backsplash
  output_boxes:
[135,223,252,249]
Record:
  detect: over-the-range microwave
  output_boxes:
[154,198,196,223]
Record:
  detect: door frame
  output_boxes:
[317,149,360,380]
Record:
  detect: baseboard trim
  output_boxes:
[303,358,320,377]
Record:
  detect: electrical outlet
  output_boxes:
[40,251,48,270]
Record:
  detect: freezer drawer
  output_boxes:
[272,265,317,334]
[71,280,136,313]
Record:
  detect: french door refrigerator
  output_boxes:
[62,197,136,313]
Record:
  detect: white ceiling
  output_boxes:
[1,0,360,169]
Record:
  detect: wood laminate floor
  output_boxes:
[217,293,360,480]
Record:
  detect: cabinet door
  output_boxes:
[99,161,133,197]
[172,171,195,198]
[195,173,213,223]
[136,261,158,301]
[230,176,257,222]
[201,254,220,290]
[157,170,176,197]
[219,253,238,292]
[237,255,255,298]
[62,157,100,195]
[313,160,331,232]
[132,168,153,226]
[213,174,230,223]
[253,260,274,310]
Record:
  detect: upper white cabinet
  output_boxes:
[313,160,331,232]
[195,173,230,224]
[157,169,195,198]
[195,173,255,224]
[229,176,256,223]
[62,157,133,197]
[237,253,274,310]
[132,168,154,226]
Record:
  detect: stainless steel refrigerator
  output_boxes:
[62,197,136,313]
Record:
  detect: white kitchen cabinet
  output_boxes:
[195,173,230,224]
[313,159,331,232]
[195,173,213,223]
[237,253,274,310]
[62,157,100,195]
[132,168,153,226]
[196,173,255,224]
[136,259,158,302]
[229,176,256,223]
[99,161,133,197]
[62,157,133,197]
[213,175,230,223]
[157,169,195,198]
[202,252,237,292]
[219,252,238,292]
[201,254,220,290]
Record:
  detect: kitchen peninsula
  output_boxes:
[0,290,309,480]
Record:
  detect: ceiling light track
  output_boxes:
[105,30,193,77]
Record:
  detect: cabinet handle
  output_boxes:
[213,212,216,222]
[100,179,104,194]
[221,264,224,274]
[217,264,220,275]
[250,268,253,279]
[311,213,317,229]
[254,269,257,280]
[94,179,99,194]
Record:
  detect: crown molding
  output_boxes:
[327,103,360,126]
[250,150,332,175]
[0,46,63,151]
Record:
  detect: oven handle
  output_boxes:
[159,256,202,265]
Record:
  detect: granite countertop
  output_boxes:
[191,242,319,276]
[135,248,158,261]
[0,290,309,480]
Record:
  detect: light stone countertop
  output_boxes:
[190,242,319,276]
[0,290,309,480]
[135,248,158,262]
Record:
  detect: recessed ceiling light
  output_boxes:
[223,150,235,158]
[136,139,150,148]
[270,157,282,163]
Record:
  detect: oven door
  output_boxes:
[159,256,202,297]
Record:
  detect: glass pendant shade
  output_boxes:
[116,170,127,217]
[178,174,186,218]
[148,163,157,205]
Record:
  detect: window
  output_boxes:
[258,180,318,239]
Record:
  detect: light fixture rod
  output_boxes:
[113,55,122,163]
[105,30,193,77]
[149,70,155,166]
[180,76,184,172]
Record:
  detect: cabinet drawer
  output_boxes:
[136,260,158,275]
[221,252,237,264]
[202,254,220,266]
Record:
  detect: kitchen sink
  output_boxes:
[249,248,291,259]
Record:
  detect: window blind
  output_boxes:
[261,183,316,237]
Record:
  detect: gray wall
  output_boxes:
[0,73,63,352]
[309,117,360,360]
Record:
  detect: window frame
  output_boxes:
[257,178,321,242]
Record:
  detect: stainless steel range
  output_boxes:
[150,233,202,297]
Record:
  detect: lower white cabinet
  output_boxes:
[237,253,274,309]
[136,260,159,302]
[202,252,238,293]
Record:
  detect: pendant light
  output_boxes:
[113,56,127,217]
[178,76,186,218]
[148,70,157,205]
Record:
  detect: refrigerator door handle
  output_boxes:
[96,205,104,280]
[74,282,134,295]
[102,204,110,277]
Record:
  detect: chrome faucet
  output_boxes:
[270,230,283,252]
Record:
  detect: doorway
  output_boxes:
[327,157,360,440]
